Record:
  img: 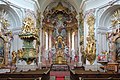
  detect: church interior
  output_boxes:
[0,0,120,80]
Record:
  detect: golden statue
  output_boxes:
[12,51,17,64]
[85,15,96,64]
[22,16,34,33]
[111,9,120,27]
[18,49,24,58]
[21,16,38,36]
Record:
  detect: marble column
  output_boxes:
[41,29,45,66]
[5,42,9,65]
[67,29,71,55]
[42,29,45,53]
[110,42,116,62]
[78,27,82,65]
[48,29,53,64]
[71,31,75,60]
[74,31,76,51]
[49,29,52,50]
[45,31,48,50]
[72,31,75,50]
[45,30,49,61]
[38,28,42,68]
[0,22,2,32]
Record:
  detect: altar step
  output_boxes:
[51,64,69,71]
[50,76,70,80]
[50,71,70,80]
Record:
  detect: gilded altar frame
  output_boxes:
[0,35,10,67]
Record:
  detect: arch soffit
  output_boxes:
[40,0,79,14]
[0,4,21,29]
[99,5,120,28]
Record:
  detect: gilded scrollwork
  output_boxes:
[79,11,85,59]
[0,10,10,30]
[111,9,120,27]
[0,9,12,66]
[12,51,17,64]
[85,15,96,64]
[20,16,39,39]
[106,9,120,62]
[17,49,24,59]
[18,16,38,65]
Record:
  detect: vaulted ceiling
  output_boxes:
[37,0,83,13]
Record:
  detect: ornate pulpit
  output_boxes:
[19,16,38,64]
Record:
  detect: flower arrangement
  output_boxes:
[98,54,107,62]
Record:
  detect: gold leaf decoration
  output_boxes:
[111,9,120,27]
[85,15,96,65]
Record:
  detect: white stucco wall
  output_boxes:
[83,0,113,11]
[8,0,35,11]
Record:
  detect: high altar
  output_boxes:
[41,2,78,66]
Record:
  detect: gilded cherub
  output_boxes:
[12,51,17,64]
[18,49,24,58]
[85,15,96,64]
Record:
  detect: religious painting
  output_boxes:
[58,42,62,49]
[0,37,4,64]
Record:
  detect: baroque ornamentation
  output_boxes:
[111,9,120,27]
[42,1,78,65]
[79,11,86,63]
[106,9,120,62]
[21,16,38,38]
[0,10,10,30]
[0,9,12,66]
[79,11,84,51]
[19,16,38,65]
[85,15,96,64]
[12,51,17,64]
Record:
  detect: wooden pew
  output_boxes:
[70,69,120,80]
[0,69,50,80]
